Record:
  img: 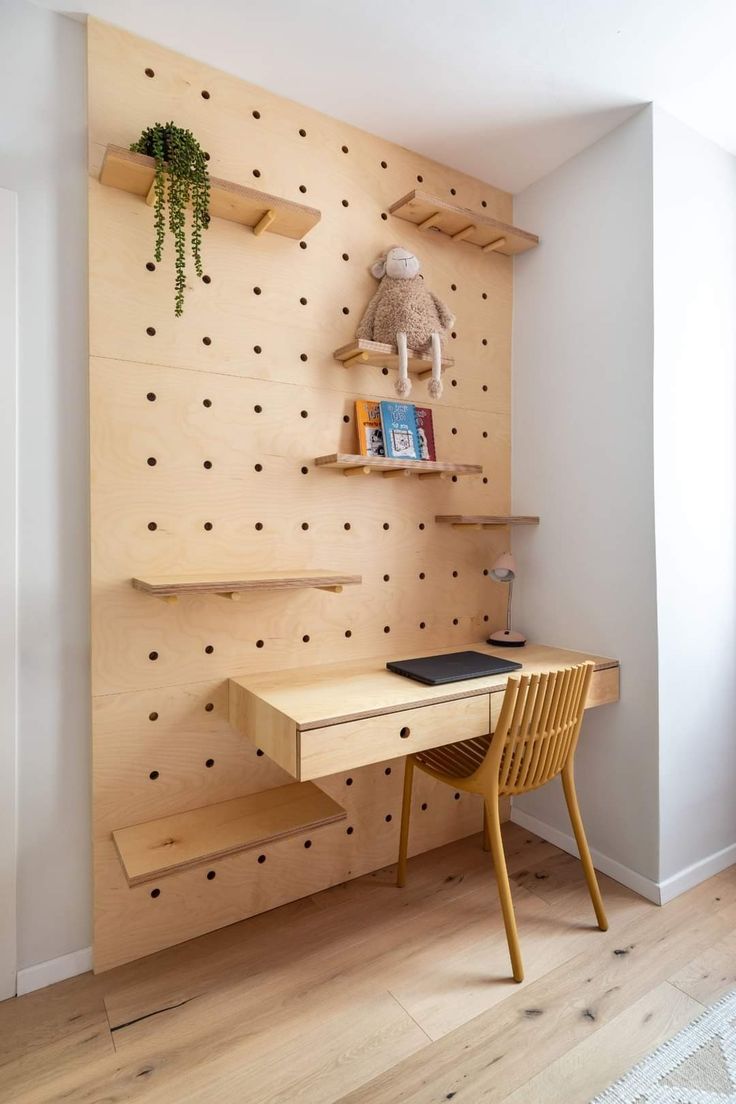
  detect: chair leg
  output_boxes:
[482,804,491,851]
[561,763,608,932]
[484,797,524,983]
[397,756,415,888]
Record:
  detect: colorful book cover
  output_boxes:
[355,399,385,457]
[379,402,421,460]
[415,407,436,461]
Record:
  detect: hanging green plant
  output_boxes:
[130,122,210,316]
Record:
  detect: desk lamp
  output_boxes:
[487,551,526,647]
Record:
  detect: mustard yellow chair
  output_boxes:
[397,662,607,982]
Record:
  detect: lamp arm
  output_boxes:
[506,579,513,632]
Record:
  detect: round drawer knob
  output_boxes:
[400,726,411,739]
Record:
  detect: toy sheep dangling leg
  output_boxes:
[355,245,456,401]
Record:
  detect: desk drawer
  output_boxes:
[300,694,490,781]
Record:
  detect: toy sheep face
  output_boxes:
[371,246,421,281]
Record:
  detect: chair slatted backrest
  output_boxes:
[479,663,594,796]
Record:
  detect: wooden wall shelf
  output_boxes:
[333,339,453,378]
[389,189,538,257]
[315,454,483,479]
[435,515,540,528]
[112,783,347,885]
[131,570,361,601]
[99,145,321,239]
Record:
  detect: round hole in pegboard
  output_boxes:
[454,792,461,800]
[382,367,389,376]
[450,187,457,196]
[342,252,349,261]
[299,185,307,194]
[384,767,392,775]
[144,67,155,77]
[344,629,352,638]
[419,621,426,629]
[300,353,308,362]
[483,614,489,622]
[342,414,350,424]
[451,379,457,388]
[301,522,309,531]
[202,274,211,284]
[482,338,488,347]
[201,89,210,99]
[146,326,156,337]
[205,758,215,768]
[257,854,266,864]
[345,522,352,533]
[382,522,390,531]
[400,726,410,738]
[482,477,488,485]
[205,702,214,711]
[254,345,262,355]
[304,839,312,849]
[346,825,354,835]
[146,391,156,402]
[150,887,161,898]
[301,466,309,475]
[453,618,459,626]
[252,168,261,178]
[451,283,457,291]
[481,199,488,208]
[302,634,310,643]
[299,296,308,306]
[255,522,263,531]
[298,127,307,137]
[146,262,156,272]
[149,769,159,780]
[299,241,307,250]
[483,568,489,576]
[341,144,349,153]
[254,404,262,414]
[342,306,350,315]
[482,384,488,393]
[385,814,393,822]
[147,457,157,467]
[256,748,264,756]
[300,409,309,419]
[203,460,213,469]
[206,870,216,880]
[149,711,158,722]
[421,802,428,811]
[346,777,353,786]
[451,331,457,340]
[417,174,424,183]
[256,639,264,648]
[148,651,158,661]
[380,160,388,169]
[451,427,458,435]
[418,522,425,530]
[383,625,391,634]
[419,572,426,580]
[381,212,388,221]
[203,398,212,407]
[204,644,214,655]
[451,475,458,483]
[482,431,488,439]
[254,463,263,473]
[147,521,157,531]
[253,286,262,295]
[204,521,213,531]
[252,109,261,119]
[452,570,458,578]
[383,574,390,582]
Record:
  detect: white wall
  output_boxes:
[0,0,90,975]
[511,108,661,895]
[653,108,736,896]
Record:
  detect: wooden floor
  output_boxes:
[2,824,735,1104]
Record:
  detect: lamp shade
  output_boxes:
[490,551,516,583]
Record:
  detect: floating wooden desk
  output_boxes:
[229,642,619,781]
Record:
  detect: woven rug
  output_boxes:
[591,989,736,1102]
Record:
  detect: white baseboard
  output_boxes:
[658,841,736,905]
[511,806,662,904]
[16,946,92,996]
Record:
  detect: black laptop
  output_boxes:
[386,650,522,686]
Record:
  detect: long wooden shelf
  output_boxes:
[99,145,321,239]
[389,189,538,257]
[315,454,482,479]
[113,783,347,886]
[435,514,540,528]
[132,569,361,601]
[333,339,453,379]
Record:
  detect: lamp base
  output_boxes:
[487,629,527,648]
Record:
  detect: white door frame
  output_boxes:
[0,188,17,1000]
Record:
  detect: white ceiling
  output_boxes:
[31,0,736,192]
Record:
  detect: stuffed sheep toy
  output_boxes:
[356,245,455,398]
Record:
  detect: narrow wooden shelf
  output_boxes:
[389,189,538,257]
[435,514,540,528]
[99,145,321,239]
[333,339,453,379]
[113,783,347,886]
[314,454,482,479]
[131,569,362,602]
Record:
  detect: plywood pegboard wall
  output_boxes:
[88,18,522,972]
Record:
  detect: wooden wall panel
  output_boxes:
[89,19,517,971]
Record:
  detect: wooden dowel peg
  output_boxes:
[382,468,412,479]
[344,352,369,368]
[253,209,276,236]
[344,466,372,477]
[482,237,507,254]
[454,522,482,529]
[145,180,157,206]
[317,585,343,593]
[216,592,241,601]
[452,224,476,242]
[154,593,178,604]
[418,211,441,231]
[417,471,448,481]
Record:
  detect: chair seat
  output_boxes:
[415,734,491,778]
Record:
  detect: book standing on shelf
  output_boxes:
[414,406,436,461]
[355,400,385,456]
[379,402,421,460]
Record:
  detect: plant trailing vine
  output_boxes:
[130,122,210,316]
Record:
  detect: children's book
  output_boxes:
[379,402,421,460]
[355,400,385,456]
[414,407,437,461]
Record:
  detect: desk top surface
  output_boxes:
[230,641,618,730]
